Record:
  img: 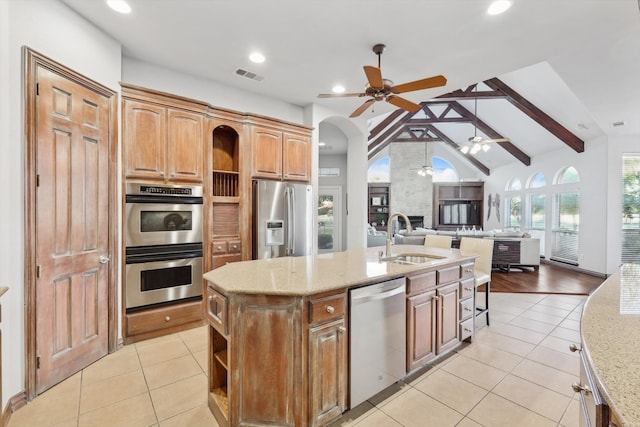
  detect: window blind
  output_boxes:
[622,154,640,264]
[551,191,579,264]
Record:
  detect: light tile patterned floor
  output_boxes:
[8,292,585,427]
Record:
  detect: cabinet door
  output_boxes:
[123,99,166,180]
[251,126,282,179]
[309,318,347,426]
[437,282,460,354]
[167,109,204,183]
[407,289,437,372]
[283,132,311,182]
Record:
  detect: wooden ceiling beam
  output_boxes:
[483,77,584,153]
[368,109,405,141]
[367,108,417,154]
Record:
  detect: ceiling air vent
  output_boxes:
[234,68,264,82]
[611,121,626,128]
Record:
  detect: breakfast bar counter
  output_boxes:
[580,264,640,427]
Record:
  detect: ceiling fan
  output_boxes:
[318,44,447,118]
[410,141,442,176]
[460,84,510,154]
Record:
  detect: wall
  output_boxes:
[483,137,609,274]
[122,57,305,125]
[1,0,122,411]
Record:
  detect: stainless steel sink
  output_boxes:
[386,253,445,265]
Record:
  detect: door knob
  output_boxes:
[98,255,111,264]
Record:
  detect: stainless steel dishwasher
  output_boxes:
[349,277,406,407]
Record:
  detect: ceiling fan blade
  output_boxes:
[317,92,366,98]
[386,95,421,112]
[363,66,384,89]
[349,98,376,118]
[484,138,510,143]
[392,75,447,94]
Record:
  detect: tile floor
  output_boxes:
[8,292,586,427]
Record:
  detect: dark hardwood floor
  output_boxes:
[489,262,605,295]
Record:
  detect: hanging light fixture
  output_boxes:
[460,84,492,155]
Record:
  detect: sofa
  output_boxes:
[393,228,540,271]
[367,225,388,247]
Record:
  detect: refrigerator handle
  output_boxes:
[286,186,295,255]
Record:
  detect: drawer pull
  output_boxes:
[464,287,473,292]
[165,316,171,322]
[569,343,581,353]
[217,245,223,251]
[571,382,591,394]
[208,295,213,301]
[464,307,472,312]
[326,305,335,314]
[465,268,473,273]
[464,327,472,333]
[338,326,346,333]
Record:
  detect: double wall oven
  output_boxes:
[125,183,203,310]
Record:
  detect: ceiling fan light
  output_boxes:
[482,143,491,152]
[417,169,426,176]
[460,145,470,154]
[471,143,481,154]
[426,169,434,176]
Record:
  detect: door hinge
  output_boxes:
[36,265,40,278]
[36,356,40,369]
[36,174,40,187]
[36,83,39,96]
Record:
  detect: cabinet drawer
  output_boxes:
[460,262,475,280]
[406,271,436,295]
[212,241,228,254]
[207,286,228,334]
[228,240,241,253]
[309,293,345,326]
[460,278,475,300]
[460,298,474,321]
[212,254,242,269]
[437,265,460,285]
[126,299,203,337]
[459,318,474,341]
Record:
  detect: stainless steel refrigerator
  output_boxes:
[252,180,314,259]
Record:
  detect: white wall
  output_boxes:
[1,0,122,410]
[483,137,609,274]
[122,57,305,125]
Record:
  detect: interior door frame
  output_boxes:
[23,47,118,400]
[317,185,343,253]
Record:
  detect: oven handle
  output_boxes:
[125,194,203,204]
[126,250,203,264]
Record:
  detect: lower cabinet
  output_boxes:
[125,299,203,343]
[309,318,347,427]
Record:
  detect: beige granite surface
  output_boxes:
[581,264,640,427]
[203,245,473,296]
[0,286,7,298]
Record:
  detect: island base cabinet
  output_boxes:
[407,290,437,371]
[437,282,461,355]
[308,319,347,427]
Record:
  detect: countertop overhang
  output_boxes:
[203,245,475,296]
[581,264,640,426]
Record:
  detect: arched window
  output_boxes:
[552,166,580,264]
[527,172,546,188]
[368,156,390,182]
[432,156,458,182]
[504,178,522,230]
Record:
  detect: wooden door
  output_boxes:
[167,108,204,182]
[308,319,346,426]
[436,282,460,355]
[283,132,310,182]
[406,290,437,371]
[34,65,113,393]
[123,99,167,180]
[251,126,282,179]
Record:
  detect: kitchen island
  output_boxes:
[203,245,477,427]
[578,264,640,427]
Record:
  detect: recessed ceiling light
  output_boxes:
[249,52,265,64]
[319,141,326,146]
[332,85,346,94]
[106,0,131,14]
[487,0,512,15]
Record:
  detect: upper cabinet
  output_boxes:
[122,85,205,184]
[250,122,311,182]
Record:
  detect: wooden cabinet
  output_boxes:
[433,182,484,231]
[308,293,347,426]
[124,299,203,344]
[207,288,347,427]
[368,183,390,230]
[123,97,204,183]
[406,264,470,373]
[250,125,311,182]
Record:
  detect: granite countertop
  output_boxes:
[581,264,640,426]
[0,287,7,298]
[203,245,473,296]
